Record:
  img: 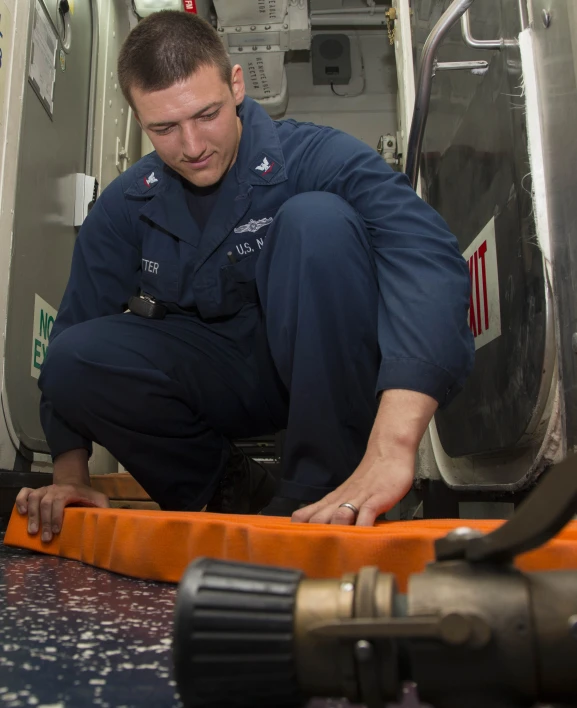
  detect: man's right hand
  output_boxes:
[15,484,110,543]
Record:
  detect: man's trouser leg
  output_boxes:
[257,191,381,504]
[39,312,283,511]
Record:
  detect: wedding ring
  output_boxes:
[338,502,359,516]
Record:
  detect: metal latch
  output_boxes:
[377,134,398,165]
[74,174,99,228]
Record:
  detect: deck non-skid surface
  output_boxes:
[0,533,180,707]
[0,534,423,708]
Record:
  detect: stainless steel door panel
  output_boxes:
[4,0,94,452]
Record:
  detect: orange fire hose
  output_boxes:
[5,507,577,590]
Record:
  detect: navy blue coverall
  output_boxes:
[39,97,474,511]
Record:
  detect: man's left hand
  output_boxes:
[291,389,438,526]
[291,447,415,526]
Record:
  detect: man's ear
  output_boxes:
[231,64,246,106]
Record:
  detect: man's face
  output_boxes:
[133,64,245,188]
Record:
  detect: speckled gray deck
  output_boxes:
[0,533,423,708]
[0,532,181,707]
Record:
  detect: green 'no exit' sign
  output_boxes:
[31,294,57,380]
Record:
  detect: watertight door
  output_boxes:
[412,0,558,489]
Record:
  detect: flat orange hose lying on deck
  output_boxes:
[5,507,577,590]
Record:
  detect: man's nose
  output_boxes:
[181,123,208,160]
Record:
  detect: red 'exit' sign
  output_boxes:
[183,0,197,12]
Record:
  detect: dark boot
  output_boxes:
[258,496,308,517]
[206,444,278,514]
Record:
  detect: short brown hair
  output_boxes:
[118,11,232,109]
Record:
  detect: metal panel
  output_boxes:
[214,0,289,26]
[412,0,549,457]
[4,0,94,453]
[527,0,577,454]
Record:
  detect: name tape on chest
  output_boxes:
[142,259,159,274]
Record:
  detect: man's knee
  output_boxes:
[276,191,359,231]
[40,321,98,406]
[267,192,370,258]
[262,192,373,281]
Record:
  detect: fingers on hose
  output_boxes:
[329,502,362,526]
[94,491,111,508]
[26,487,48,535]
[15,487,33,515]
[292,499,336,524]
[355,496,390,527]
[50,496,67,535]
[39,491,56,542]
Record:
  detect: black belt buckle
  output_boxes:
[128,293,168,320]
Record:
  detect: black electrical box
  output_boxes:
[311,34,352,85]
